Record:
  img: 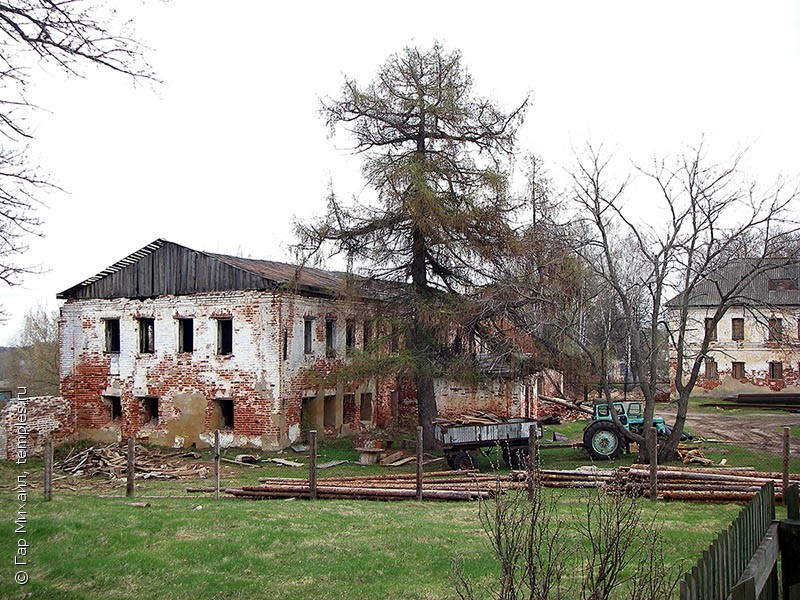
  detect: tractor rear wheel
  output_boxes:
[583,421,624,460]
[451,451,476,471]
[502,446,529,469]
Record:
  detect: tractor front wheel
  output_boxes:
[583,421,624,460]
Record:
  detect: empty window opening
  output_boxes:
[304,318,313,354]
[768,318,783,342]
[300,396,315,432]
[732,362,746,380]
[217,318,233,355]
[768,278,797,291]
[141,396,159,425]
[704,318,717,342]
[105,319,120,353]
[769,361,783,380]
[138,318,155,353]
[704,358,718,381]
[346,320,355,353]
[178,318,194,353]
[214,399,235,430]
[390,324,399,354]
[282,328,289,360]
[731,318,745,341]
[343,394,356,423]
[326,319,336,358]
[323,394,337,428]
[104,395,122,421]
[360,392,373,422]
[363,320,372,349]
[390,390,399,418]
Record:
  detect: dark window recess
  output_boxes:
[390,390,399,418]
[142,397,159,425]
[323,395,337,427]
[346,320,355,353]
[214,399,234,429]
[768,318,782,342]
[104,395,122,421]
[282,328,288,361]
[360,392,373,421]
[704,358,718,381]
[138,318,155,353]
[768,278,798,291]
[178,318,194,353]
[304,319,313,354]
[704,318,717,342]
[105,319,120,353]
[363,320,372,348]
[769,361,783,380]
[326,319,336,358]
[217,318,233,355]
[731,318,745,341]
[390,325,399,354]
[732,362,745,379]
[343,394,356,423]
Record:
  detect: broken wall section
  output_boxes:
[0,396,73,461]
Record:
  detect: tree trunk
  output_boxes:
[417,372,438,451]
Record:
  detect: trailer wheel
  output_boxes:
[451,451,475,471]
[502,446,529,468]
[583,421,624,460]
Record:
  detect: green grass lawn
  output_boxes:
[0,477,742,600]
[1,411,797,600]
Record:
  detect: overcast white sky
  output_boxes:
[1,0,799,344]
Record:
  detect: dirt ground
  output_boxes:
[660,409,800,458]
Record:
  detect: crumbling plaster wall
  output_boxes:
[673,306,800,398]
[0,396,73,461]
[435,378,532,419]
[277,293,386,444]
[60,291,282,449]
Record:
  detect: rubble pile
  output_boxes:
[57,443,209,480]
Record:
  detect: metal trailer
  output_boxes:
[434,418,540,470]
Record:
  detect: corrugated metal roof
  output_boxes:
[675,259,800,307]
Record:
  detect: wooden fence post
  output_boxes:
[126,436,135,498]
[416,426,423,501]
[527,426,539,501]
[43,440,53,502]
[648,427,658,501]
[783,427,790,503]
[214,429,220,501]
[309,430,317,500]
[780,484,800,600]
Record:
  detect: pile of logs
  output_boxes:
[511,465,800,503]
[432,410,506,427]
[225,470,500,501]
[57,443,209,480]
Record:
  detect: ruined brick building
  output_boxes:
[58,240,551,450]
[671,260,800,399]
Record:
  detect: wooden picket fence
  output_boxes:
[680,482,778,600]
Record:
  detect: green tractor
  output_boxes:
[582,401,680,460]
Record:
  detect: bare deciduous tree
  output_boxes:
[567,143,800,461]
[0,1,154,289]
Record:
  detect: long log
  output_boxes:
[538,395,593,416]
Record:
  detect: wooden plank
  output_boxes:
[309,430,317,500]
[126,436,135,498]
[214,430,220,501]
[728,523,779,600]
[416,426,423,501]
[43,440,53,502]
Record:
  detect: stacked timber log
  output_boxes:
[510,465,800,502]
[225,470,500,501]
